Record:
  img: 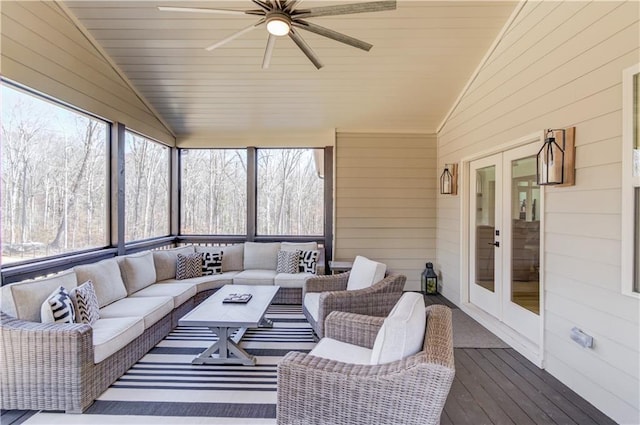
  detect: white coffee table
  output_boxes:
[179,284,279,365]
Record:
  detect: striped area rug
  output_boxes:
[25,305,315,425]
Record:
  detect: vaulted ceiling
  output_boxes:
[64,1,517,137]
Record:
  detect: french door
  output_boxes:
[469,143,542,345]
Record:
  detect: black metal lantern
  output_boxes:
[537,129,565,185]
[421,262,438,295]
[440,166,453,194]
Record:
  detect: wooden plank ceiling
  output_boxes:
[64,1,517,137]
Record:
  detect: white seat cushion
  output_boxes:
[129,283,197,309]
[233,270,277,285]
[159,272,237,292]
[370,292,426,365]
[310,337,372,365]
[92,317,145,363]
[274,272,315,288]
[99,296,173,329]
[346,256,386,291]
[303,292,321,322]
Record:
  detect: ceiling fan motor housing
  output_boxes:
[266,11,292,36]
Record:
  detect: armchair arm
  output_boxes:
[314,274,405,338]
[324,311,384,349]
[304,272,350,294]
[1,312,94,413]
[277,349,455,425]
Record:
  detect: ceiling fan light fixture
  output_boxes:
[266,12,291,36]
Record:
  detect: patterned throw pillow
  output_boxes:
[298,250,319,273]
[71,281,100,325]
[202,251,223,275]
[40,286,76,324]
[276,250,300,274]
[176,252,203,280]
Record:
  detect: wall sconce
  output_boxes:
[536,127,575,186]
[440,163,458,195]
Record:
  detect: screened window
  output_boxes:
[180,149,247,234]
[1,83,108,264]
[124,131,170,241]
[257,148,324,235]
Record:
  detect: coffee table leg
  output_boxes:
[192,326,255,365]
[259,317,273,328]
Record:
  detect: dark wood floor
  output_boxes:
[1,295,616,425]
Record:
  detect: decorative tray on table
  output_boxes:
[222,293,253,303]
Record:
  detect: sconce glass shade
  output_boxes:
[440,166,453,194]
[266,14,291,36]
[537,130,565,185]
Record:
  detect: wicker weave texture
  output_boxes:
[277,305,455,425]
[303,274,405,338]
[2,300,176,413]
[273,287,302,305]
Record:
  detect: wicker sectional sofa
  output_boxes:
[0,241,321,413]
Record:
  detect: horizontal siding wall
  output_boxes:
[335,133,437,291]
[0,1,174,144]
[437,1,639,424]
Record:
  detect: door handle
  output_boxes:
[488,241,500,247]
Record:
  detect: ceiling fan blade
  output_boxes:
[288,28,323,70]
[251,0,273,12]
[293,0,396,18]
[292,20,372,51]
[158,6,251,16]
[284,0,302,13]
[262,34,276,69]
[205,20,264,51]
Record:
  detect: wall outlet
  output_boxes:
[570,327,593,348]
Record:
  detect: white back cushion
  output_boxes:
[370,292,426,365]
[280,242,318,252]
[118,251,157,295]
[243,242,280,270]
[346,255,386,291]
[5,269,78,322]
[75,259,128,308]
[153,246,195,281]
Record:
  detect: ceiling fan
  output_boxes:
[158,0,396,69]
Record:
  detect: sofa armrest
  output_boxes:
[277,349,455,425]
[1,312,94,413]
[324,311,384,349]
[304,272,349,293]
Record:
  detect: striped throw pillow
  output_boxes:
[71,280,100,325]
[276,250,300,274]
[176,253,203,280]
[40,286,76,324]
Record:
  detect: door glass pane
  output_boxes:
[475,166,496,292]
[511,156,540,314]
[635,188,640,292]
[633,73,639,176]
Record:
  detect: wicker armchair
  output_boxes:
[277,304,455,425]
[302,273,405,338]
